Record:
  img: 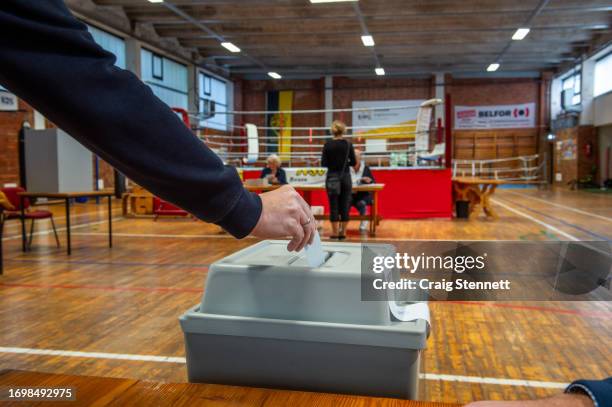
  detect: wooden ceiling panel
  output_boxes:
[90,0,612,76]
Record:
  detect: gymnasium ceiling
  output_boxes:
[81,0,612,78]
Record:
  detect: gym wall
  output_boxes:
[0,99,33,186]
[450,77,542,161]
[234,75,546,162]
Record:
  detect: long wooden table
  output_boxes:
[452,177,510,219]
[18,191,114,255]
[245,183,385,235]
[0,370,460,407]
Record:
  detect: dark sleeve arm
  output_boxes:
[363,166,374,183]
[566,377,612,407]
[277,169,288,185]
[0,0,261,238]
[321,144,328,167]
[347,142,356,166]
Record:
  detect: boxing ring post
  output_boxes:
[444,93,453,169]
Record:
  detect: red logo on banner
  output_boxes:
[513,107,529,118]
[458,109,477,119]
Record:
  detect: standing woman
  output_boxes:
[321,120,356,239]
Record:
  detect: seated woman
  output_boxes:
[350,149,375,232]
[260,154,287,185]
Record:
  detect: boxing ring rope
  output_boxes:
[191,104,437,116]
[452,154,546,182]
[185,98,450,168]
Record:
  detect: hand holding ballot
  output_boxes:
[251,185,316,252]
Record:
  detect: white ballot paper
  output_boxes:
[389,301,430,325]
[382,263,431,325]
[304,230,326,268]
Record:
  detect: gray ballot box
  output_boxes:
[179,240,429,399]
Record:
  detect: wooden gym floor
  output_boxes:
[0,188,610,404]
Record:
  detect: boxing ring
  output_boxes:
[178,97,454,219]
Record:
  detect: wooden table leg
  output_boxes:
[453,182,470,201]
[370,190,379,236]
[108,195,113,248]
[65,197,71,255]
[467,185,483,219]
[481,184,498,219]
[121,194,128,217]
[20,195,26,252]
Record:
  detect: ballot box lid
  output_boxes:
[199,240,394,326]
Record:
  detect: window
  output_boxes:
[152,53,163,80]
[562,70,581,106]
[199,72,228,131]
[87,25,126,69]
[594,53,612,97]
[141,49,188,109]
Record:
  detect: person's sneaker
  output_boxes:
[359,220,369,232]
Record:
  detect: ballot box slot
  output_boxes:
[288,251,334,266]
[287,250,349,268]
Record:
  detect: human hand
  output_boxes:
[464,393,594,407]
[251,185,316,252]
[361,176,372,184]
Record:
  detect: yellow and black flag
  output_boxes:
[265,90,293,161]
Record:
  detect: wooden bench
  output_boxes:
[0,370,460,407]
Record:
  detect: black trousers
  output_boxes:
[326,172,352,222]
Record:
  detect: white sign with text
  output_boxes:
[0,91,18,111]
[454,103,536,129]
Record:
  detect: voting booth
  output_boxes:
[180,240,430,399]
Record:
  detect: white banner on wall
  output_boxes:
[0,91,18,111]
[352,100,425,152]
[454,103,536,129]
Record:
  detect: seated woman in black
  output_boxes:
[321,120,356,240]
[260,154,287,185]
[350,148,375,232]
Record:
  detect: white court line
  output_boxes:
[420,373,568,389]
[71,233,514,242]
[1,208,123,231]
[0,346,570,389]
[0,347,185,364]
[72,232,250,239]
[505,191,612,223]
[1,218,123,242]
[491,198,580,241]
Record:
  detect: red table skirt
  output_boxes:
[243,168,452,219]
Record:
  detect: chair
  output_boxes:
[1,187,60,248]
[152,197,190,220]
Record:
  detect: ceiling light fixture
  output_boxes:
[512,28,530,40]
[361,35,375,47]
[486,63,500,72]
[221,42,241,53]
[375,67,385,76]
[309,0,358,3]
[147,0,164,3]
[268,72,282,79]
